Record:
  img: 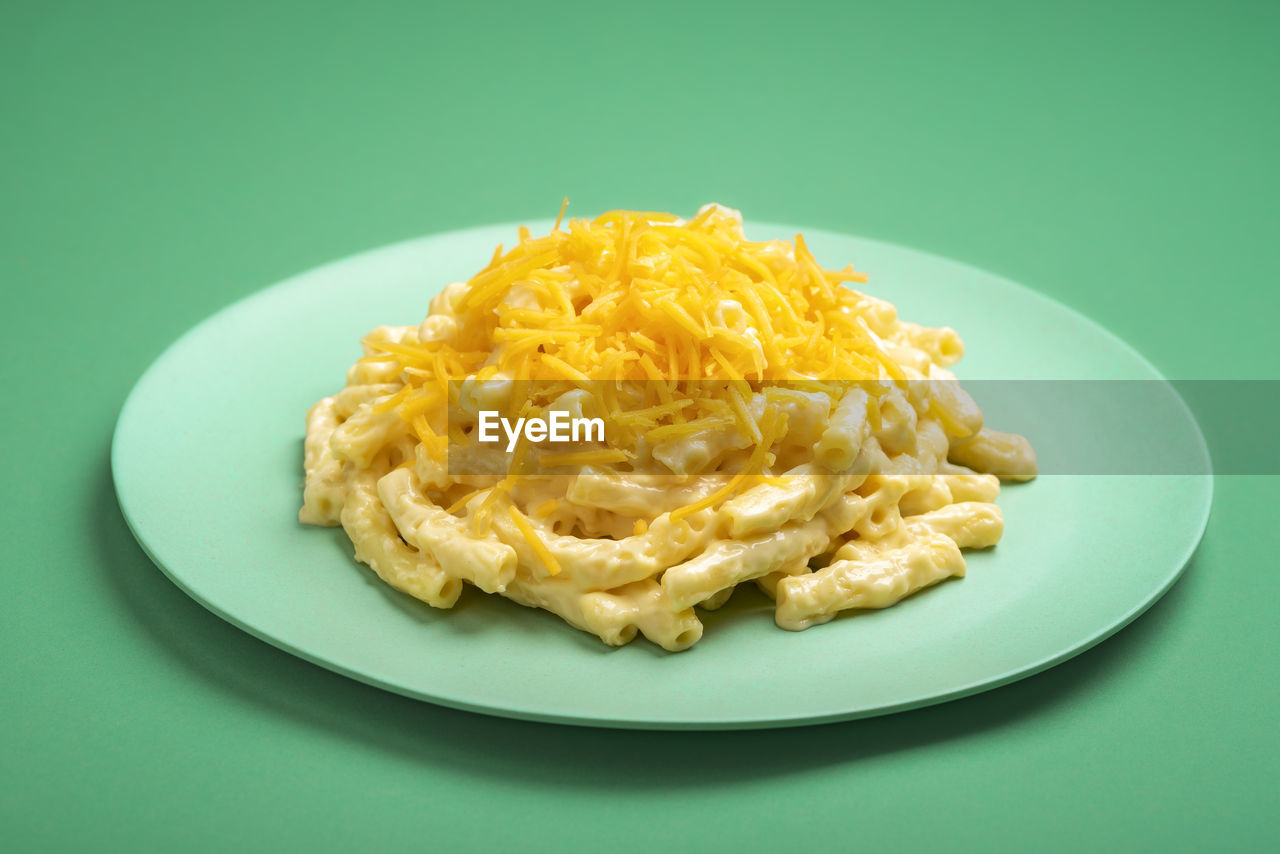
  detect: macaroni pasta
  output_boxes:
[300,204,1036,650]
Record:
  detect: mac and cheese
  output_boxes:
[300,204,1036,650]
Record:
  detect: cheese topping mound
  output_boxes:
[361,203,918,461]
[446,202,892,378]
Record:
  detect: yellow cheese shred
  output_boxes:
[508,505,562,576]
[538,449,630,468]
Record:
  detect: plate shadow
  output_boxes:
[98,447,1202,791]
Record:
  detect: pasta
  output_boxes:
[300,203,1036,650]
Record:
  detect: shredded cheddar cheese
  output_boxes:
[359,203,907,533]
[509,505,562,576]
[538,449,630,468]
[373,207,877,395]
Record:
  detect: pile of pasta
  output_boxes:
[301,204,1035,651]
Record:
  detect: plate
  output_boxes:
[112,221,1212,729]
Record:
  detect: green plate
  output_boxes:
[112,221,1212,729]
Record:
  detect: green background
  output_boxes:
[4,1,1277,851]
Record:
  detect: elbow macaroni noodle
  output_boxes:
[300,204,1037,651]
